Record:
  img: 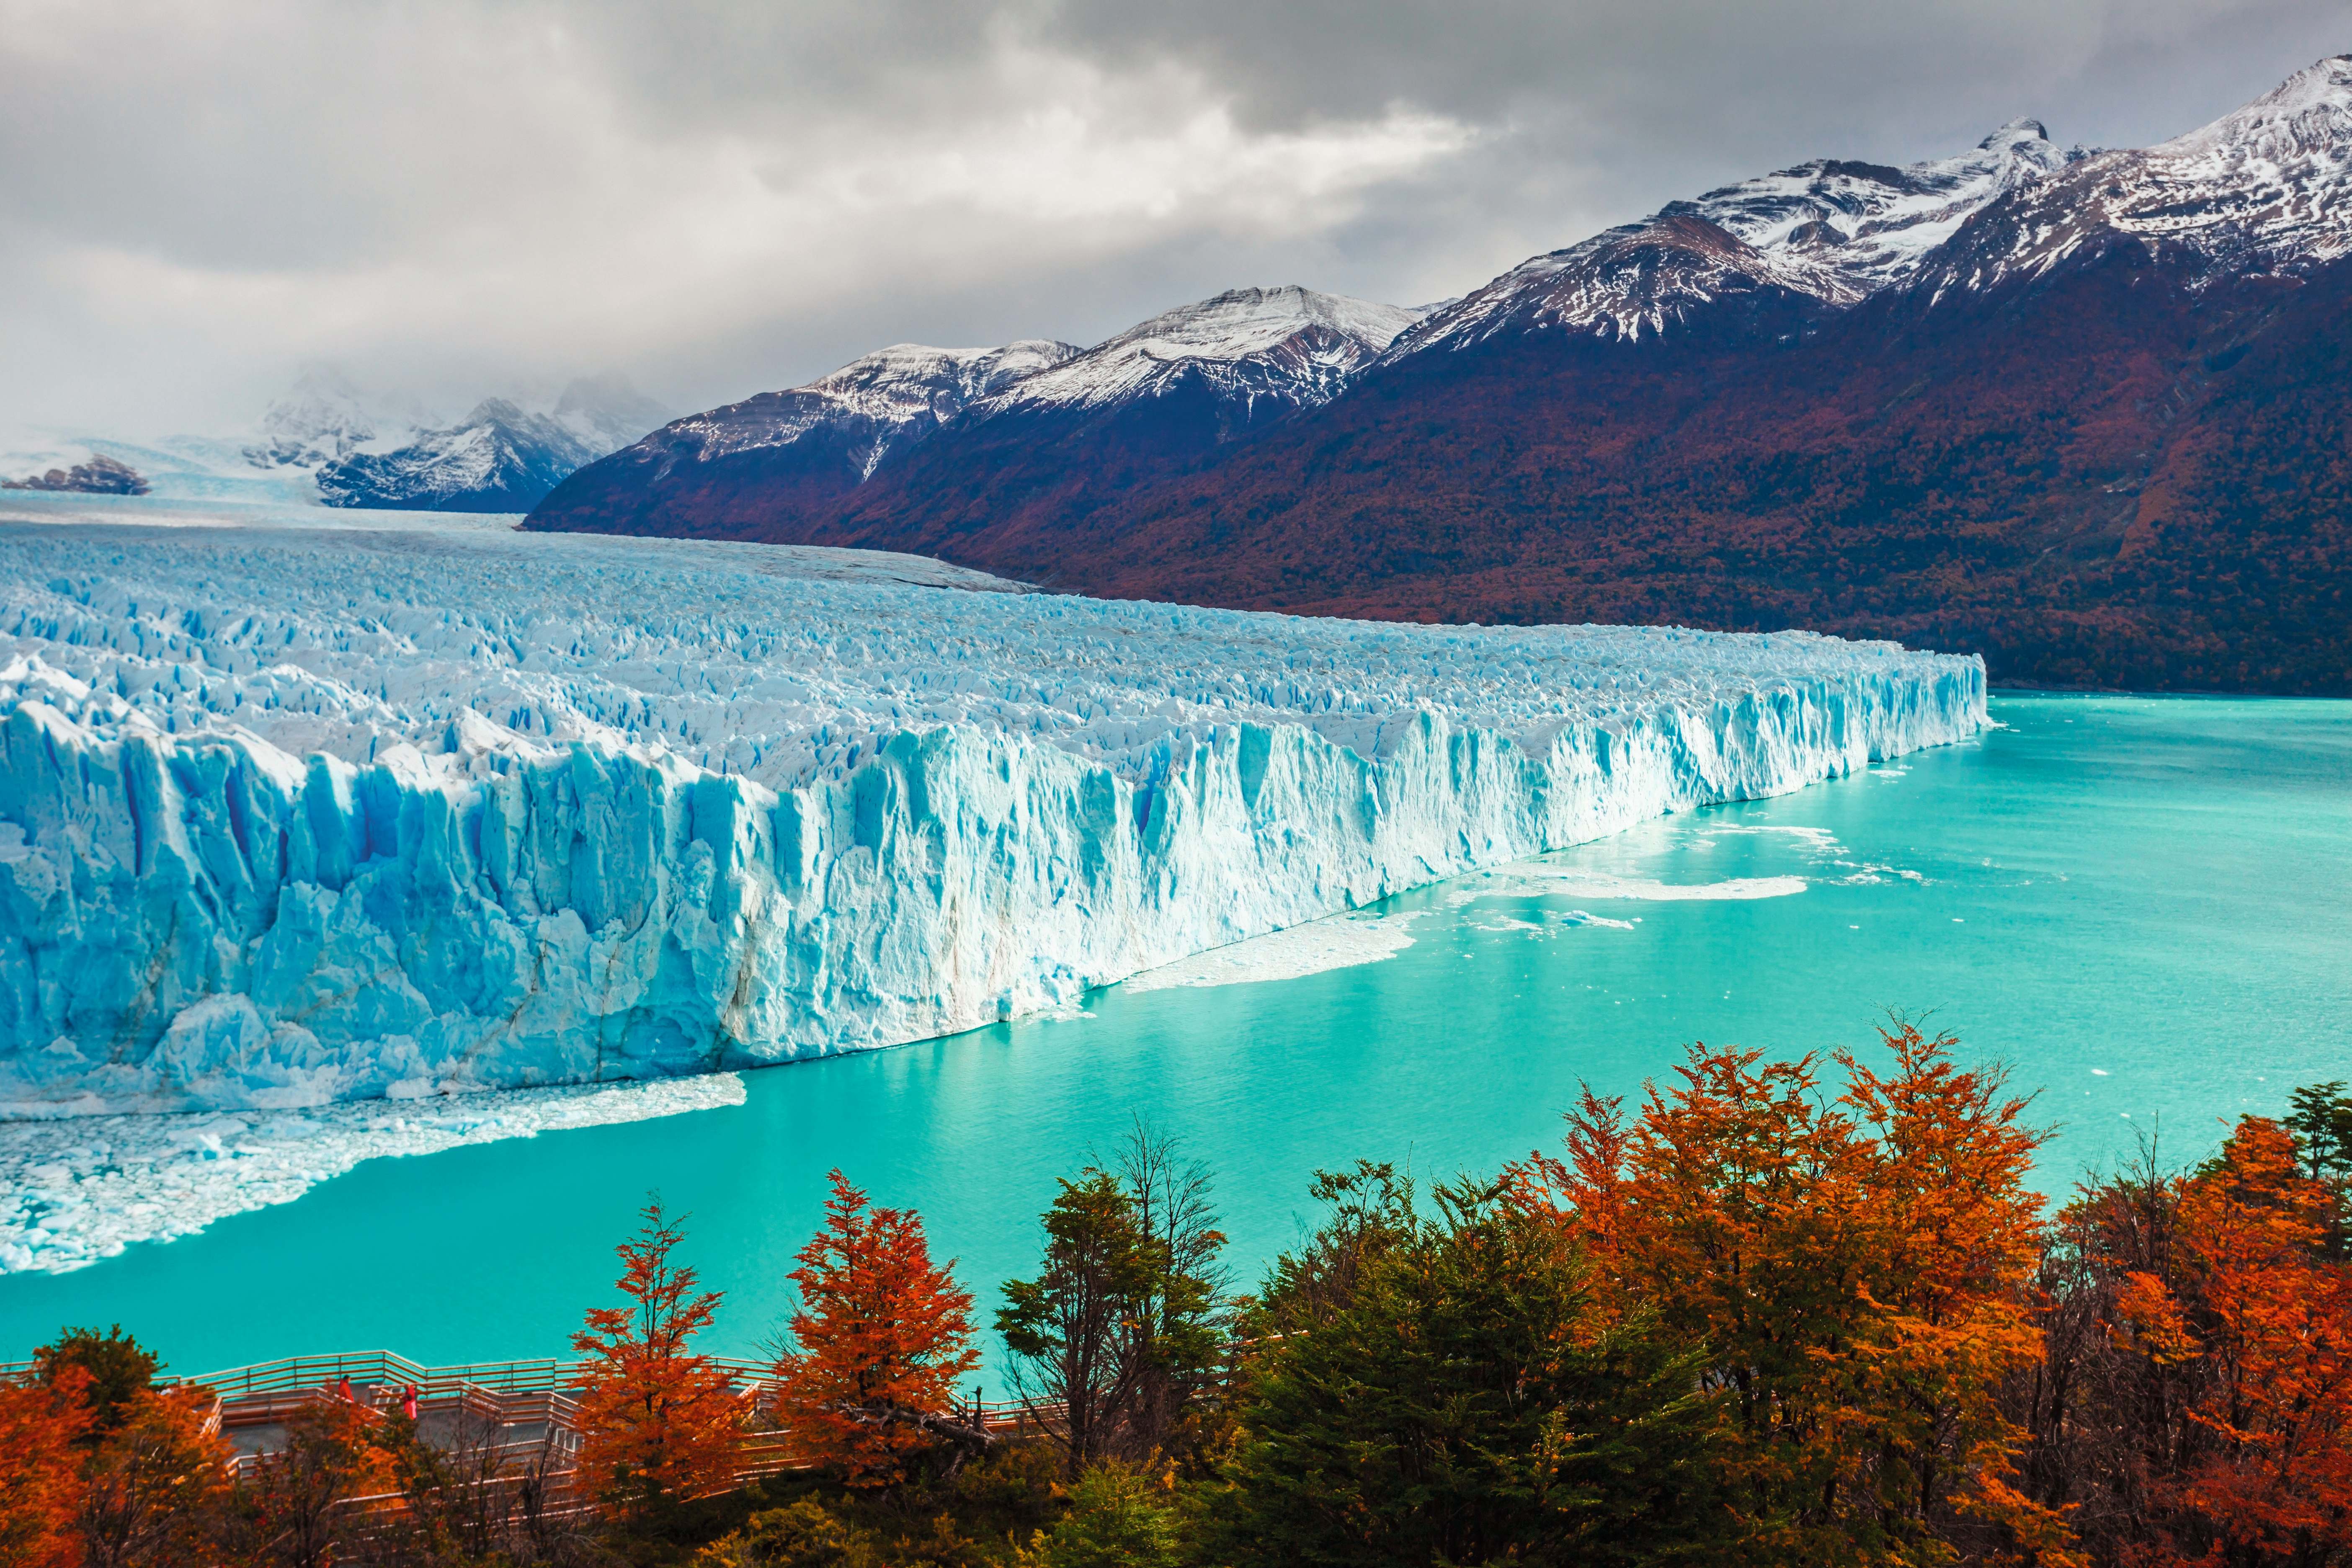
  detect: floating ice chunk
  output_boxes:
[0,1075,746,1274]
[1121,911,1422,992]
[1452,869,1810,904]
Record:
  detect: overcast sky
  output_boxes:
[2,0,2344,437]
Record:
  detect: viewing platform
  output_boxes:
[1,1348,1046,1491]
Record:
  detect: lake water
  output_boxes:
[2,694,2345,1382]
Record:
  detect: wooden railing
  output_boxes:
[1,1347,1068,1465]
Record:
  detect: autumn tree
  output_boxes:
[77,1384,234,1568]
[235,1395,394,1568]
[770,1170,985,1487]
[0,1365,92,1568]
[1524,1023,2068,1564]
[2099,1116,2352,1565]
[572,1196,744,1524]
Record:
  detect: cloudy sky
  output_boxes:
[1,0,2343,437]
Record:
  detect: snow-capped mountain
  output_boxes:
[315,398,596,511]
[524,340,1077,537]
[1392,121,2079,353]
[977,286,1421,420]
[1913,54,2352,299]
[552,374,676,455]
[312,377,672,512]
[645,339,1075,480]
[526,289,1416,541]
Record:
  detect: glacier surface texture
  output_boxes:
[0,511,1986,1117]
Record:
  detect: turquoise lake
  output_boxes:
[1,693,2345,1381]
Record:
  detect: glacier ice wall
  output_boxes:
[0,513,1985,1115]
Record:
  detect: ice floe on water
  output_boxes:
[1451,867,1811,903]
[0,1074,744,1274]
[1120,911,1423,992]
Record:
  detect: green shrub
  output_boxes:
[1019,1464,1183,1568]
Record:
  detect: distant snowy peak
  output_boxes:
[1395,121,2083,353]
[312,377,671,512]
[243,367,671,513]
[983,286,1424,418]
[246,368,381,468]
[1918,54,2352,296]
[662,339,1081,477]
[317,400,582,511]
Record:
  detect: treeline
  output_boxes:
[6,1023,2352,1566]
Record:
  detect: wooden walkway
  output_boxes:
[1,1347,1053,1486]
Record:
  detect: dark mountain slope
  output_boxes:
[527,288,1420,547]
[531,341,1076,539]
[1057,243,2349,692]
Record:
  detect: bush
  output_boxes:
[1018,1464,1183,1568]
[697,1497,885,1568]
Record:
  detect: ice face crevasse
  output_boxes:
[0,518,1987,1116]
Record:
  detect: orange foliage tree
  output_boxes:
[2102,1117,2352,1565]
[239,1395,395,1568]
[77,1384,234,1568]
[1523,1022,2069,1565]
[770,1170,983,1487]
[572,1197,744,1522]
[0,1366,92,1568]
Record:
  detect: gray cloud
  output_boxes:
[0,0,2342,439]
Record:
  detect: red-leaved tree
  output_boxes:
[1523,1023,2070,1563]
[571,1197,743,1523]
[0,1366,91,1568]
[2107,1117,2352,1565]
[771,1171,983,1487]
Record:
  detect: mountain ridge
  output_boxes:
[525,56,2352,694]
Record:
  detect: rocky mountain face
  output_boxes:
[0,454,148,495]
[527,57,2352,694]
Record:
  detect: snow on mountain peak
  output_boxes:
[1393,119,2084,354]
[660,338,1083,478]
[980,286,1425,417]
[1980,119,2051,152]
[1915,55,2352,299]
[2145,53,2352,186]
[553,375,673,451]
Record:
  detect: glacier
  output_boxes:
[0,500,1986,1122]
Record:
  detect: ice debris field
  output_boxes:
[0,497,1985,1269]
